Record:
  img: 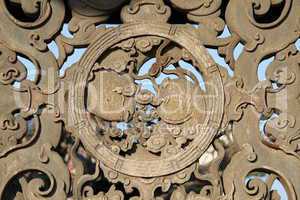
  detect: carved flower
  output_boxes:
[145,134,167,153]
[87,71,136,122]
[118,39,135,51]
[157,78,193,124]
[170,186,187,200]
[162,145,181,157]
[135,89,154,105]
[135,39,152,53]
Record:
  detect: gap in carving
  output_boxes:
[272,178,288,200]
[137,58,157,76]
[135,78,157,95]
[154,186,174,199]
[296,39,300,51]
[59,48,86,77]
[155,64,178,85]
[245,170,288,200]
[253,0,285,24]
[259,112,280,141]
[47,41,59,59]
[271,82,280,90]
[199,144,217,166]
[135,58,159,95]
[135,58,206,92]
[2,170,53,200]
[233,43,244,61]
[17,55,36,82]
[218,25,231,39]
[216,25,236,77]
[57,23,88,76]
[116,122,130,131]
[179,60,206,91]
[12,81,21,89]
[61,23,74,38]
[207,48,234,77]
[96,24,120,29]
[25,115,35,137]
[257,56,275,81]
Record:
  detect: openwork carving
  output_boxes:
[0,0,299,199]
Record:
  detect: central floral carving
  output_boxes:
[70,24,224,178]
[85,36,210,160]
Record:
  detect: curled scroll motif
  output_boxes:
[247,0,292,29]
[0,43,27,85]
[0,114,39,158]
[0,44,40,157]
[0,0,299,199]
[54,0,119,54]
[262,46,300,159]
[0,107,70,199]
[223,143,300,199]
[170,0,224,33]
[2,168,68,200]
[121,0,171,23]
[244,170,288,200]
[0,0,65,92]
[225,0,300,54]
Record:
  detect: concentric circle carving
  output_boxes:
[70,23,224,177]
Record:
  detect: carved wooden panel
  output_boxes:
[0,0,299,199]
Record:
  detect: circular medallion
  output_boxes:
[71,23,224,177]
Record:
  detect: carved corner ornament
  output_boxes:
[0,0,299,199]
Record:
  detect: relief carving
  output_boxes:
[0,0,299,199]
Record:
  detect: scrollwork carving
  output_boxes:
[0,0,299,199]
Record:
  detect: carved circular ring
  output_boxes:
[71,23,224,177]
